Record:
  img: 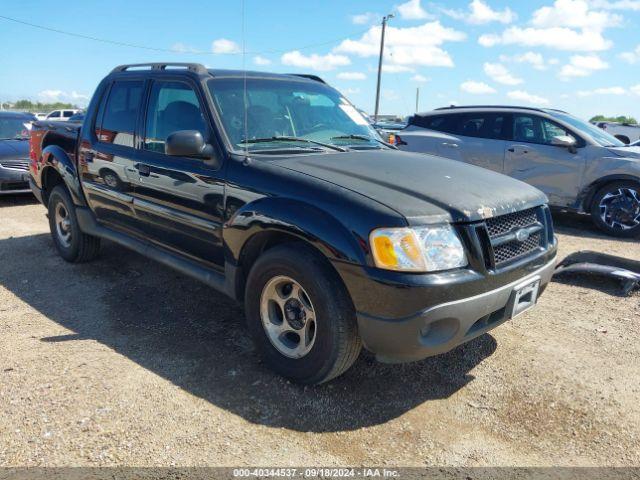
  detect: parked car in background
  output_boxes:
[45,109,81,121]
[595,121,640,145]
[29,63,557,383]
[395,106,640,237]
[0,111,35,194]
[67,112,85,123]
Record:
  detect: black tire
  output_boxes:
[590,181,640,238]
[244,243,362,384]
[48,185,101,262]
[614,134,630,145]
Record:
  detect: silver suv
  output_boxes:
[396,106,640,237]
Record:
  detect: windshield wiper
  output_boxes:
[331,134,394,148]
[240,136,347,152]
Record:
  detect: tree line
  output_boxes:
[589,114,638,125]
[1,99,79,112]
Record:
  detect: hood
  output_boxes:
[606,146,640,160]
[271,150,547,224]
[0,139,29,160]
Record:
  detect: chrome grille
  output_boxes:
[0,160,29,171]
[486,207,538,238]
[493,233,542,264]
[484,207,544,267]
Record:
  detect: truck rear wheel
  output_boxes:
[244,243,362,384]
[48,185,101,262]
[590,181,640,238]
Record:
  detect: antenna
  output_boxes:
[241,0,249,159]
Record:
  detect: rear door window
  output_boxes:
[455,113,508,139]
[98,80,143,147]
[411,114,456,133]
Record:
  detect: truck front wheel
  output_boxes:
[48,185,101,262]
[244,243,362,384]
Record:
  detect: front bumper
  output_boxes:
[0,165,31,194]
[354,257,556,363]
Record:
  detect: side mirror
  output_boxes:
[551,135,577,153]
[166,130,217,163]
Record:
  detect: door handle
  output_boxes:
[136,163,150,177]
[507,148,515,152]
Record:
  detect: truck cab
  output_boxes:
[29,63,557,384]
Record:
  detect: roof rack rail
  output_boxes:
[433,104,560,113]
[289,74,326,84]
[111,62,209,74]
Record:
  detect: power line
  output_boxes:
[0,14,369,57]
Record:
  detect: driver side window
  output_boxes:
[144,81,208,154]
[513,114,575,146]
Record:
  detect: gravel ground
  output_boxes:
[0,194,638,467]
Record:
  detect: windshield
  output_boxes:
[207,77,382,153]
[550,112,625,147]
[0,117,31,140]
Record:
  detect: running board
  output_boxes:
[75,207,237,299]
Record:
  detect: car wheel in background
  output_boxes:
[47,185,101,262]
[590,181,640,238]
[244,242,362,384]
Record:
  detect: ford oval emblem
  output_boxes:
[515,228,530,242]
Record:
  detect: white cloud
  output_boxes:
[631,84,640,95]
[577,86,626,95]
[337,72,367,80]
[558,54,609,79]
[532,0,622,29]
[590,0,640,9]
[396,0,434,20]
[335,21,465,68]
[253,55,271,66]
[483,62,523,85]
[443,0,516,24]
[351,12,379,25]
[382,64,415,73]
[339,87,361,96]
[171,42,200,53]
[479,0,621,52]
[38,90,89,104]
[500,51,547,70]
[479,27,612,51]
[507,90,550,105]
[460,80,496,94]
[411,74,429,82]
[212,38,241,54]
[281,51,350,71]
[619,44,640,63]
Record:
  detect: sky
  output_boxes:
[1,0,639,121]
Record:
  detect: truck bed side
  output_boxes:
[29,120,82,204]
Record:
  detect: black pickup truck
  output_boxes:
[29,63,557,384]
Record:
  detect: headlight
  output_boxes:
[370,225,467,272]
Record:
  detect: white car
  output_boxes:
[45,109,81,121]
[595,121,640,144]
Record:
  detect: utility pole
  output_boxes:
[374,13,393,123]
[415,87,420,113]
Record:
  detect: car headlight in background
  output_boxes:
[370,225,467,272]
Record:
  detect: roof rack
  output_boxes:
[433,105,566,114]
[110,62,209,74]
[288,74,326,84]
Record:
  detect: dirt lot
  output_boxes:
[0,194,638,467]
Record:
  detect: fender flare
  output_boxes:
[578,173,640,211]
[40,145,86,206]
[224,196,367,267]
